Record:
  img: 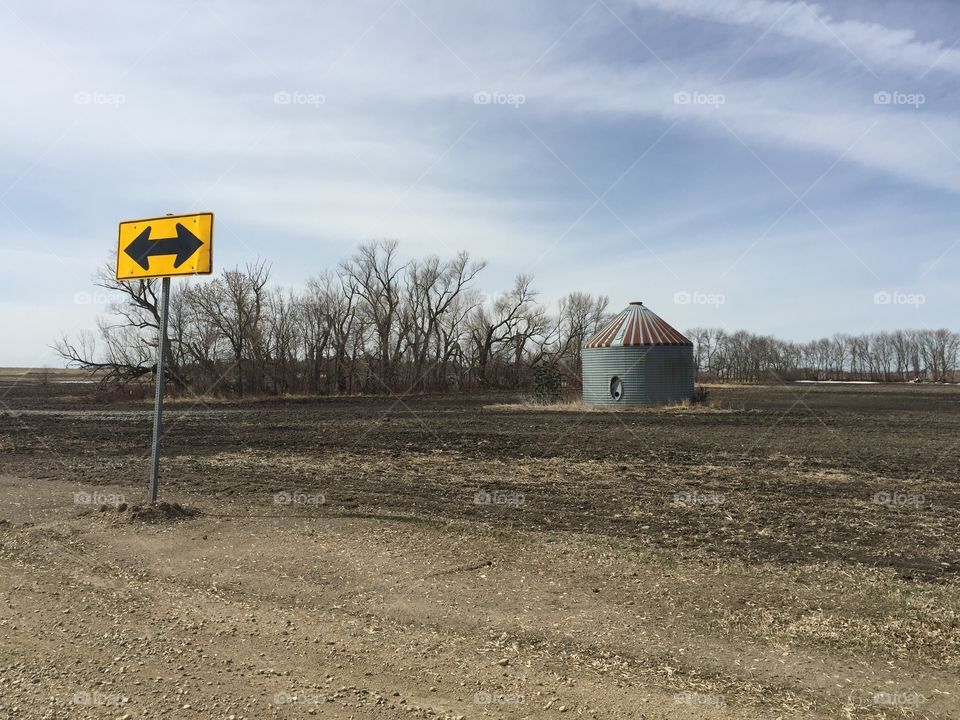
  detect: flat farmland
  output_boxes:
[1,380,958,719]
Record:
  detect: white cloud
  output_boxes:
[629,0,960,75]
[2,0,960,363]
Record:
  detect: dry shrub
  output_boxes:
[486,398,733,413]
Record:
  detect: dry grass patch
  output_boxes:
[713,564,960,669]
[484,398,733,413]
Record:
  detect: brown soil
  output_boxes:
[0,381,958,718]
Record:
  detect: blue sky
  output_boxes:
[1,0,959,366]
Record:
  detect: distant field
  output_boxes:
[0,366,96,382]
[1,382,958,718]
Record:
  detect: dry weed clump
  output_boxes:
[484,397,732,413]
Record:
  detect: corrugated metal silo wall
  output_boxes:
[581,346,694,406]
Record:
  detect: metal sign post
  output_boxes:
[148,276,171,503]
[116,211,213,504]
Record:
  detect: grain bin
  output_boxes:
[581,301,694,406]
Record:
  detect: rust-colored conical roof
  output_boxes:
[584,301,691,348]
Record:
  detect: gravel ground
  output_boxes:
[1,382,958,718]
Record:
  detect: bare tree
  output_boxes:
[188,261,271,396]
[54,263,178,387]
[340,240,406,392]
[468,274,539,386]
[556,292,609,382]
[404,252,485,390]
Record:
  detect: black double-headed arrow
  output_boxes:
[124,223,203,271]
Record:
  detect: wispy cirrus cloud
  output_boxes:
[629,0,960,75]
[2,0,960,365]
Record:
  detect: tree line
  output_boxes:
[56,240,610,396]
[56,240,958,394]
[688,328,960,383]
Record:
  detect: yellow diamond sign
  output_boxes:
[116,212,213,280]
